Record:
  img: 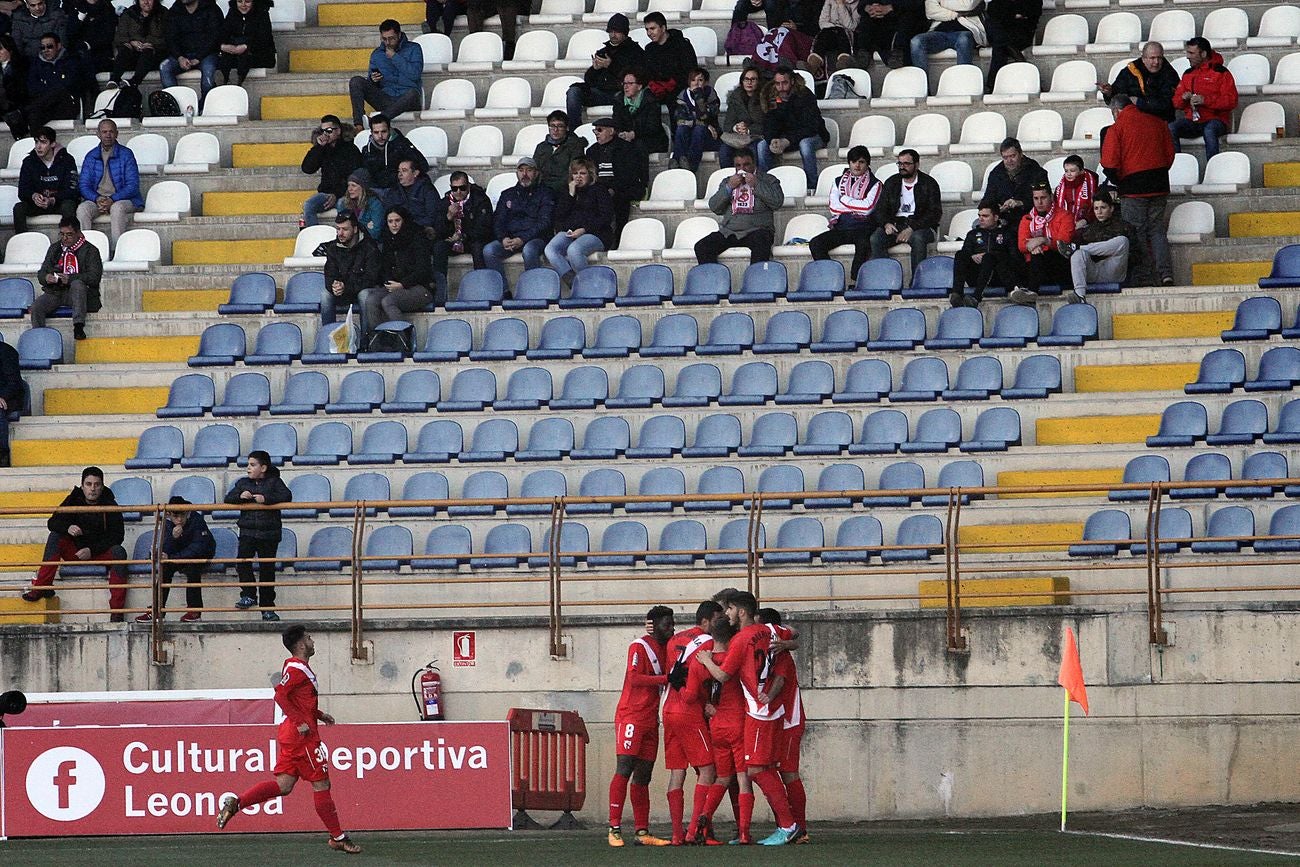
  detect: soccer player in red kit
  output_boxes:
[693,612,753,843]
[217,625,360,854]
[607,605,675,847]
[759,607,809,844]
[697,591,801,846]
[662,600,721,844]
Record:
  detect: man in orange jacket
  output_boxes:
[1170,37,1237,161]
[1101,94,1176,286]
[1009,182,1074,305]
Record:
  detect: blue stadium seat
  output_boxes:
[688,465,746,512]
[296,526,353,572]
[628,466,686,514]
[213,372,270,417]
[1003,354,1061,400]
[111,476,153,522]
[809,463,865,509]
[812,308,869,353]
[1130,507,1192,556]
[1254,504,1300,552]
[1226,451,1288,498]
[1171,451,1231,500]
[823,514,882,563]
[583,314,641,358]
[495,367,553,411]
[664,362,722,408]
[504,268,561,310]
[790,258,844,302]
[1110,454,1171,502]
[357,320,414,363]
[866,307,925,350]
[460,417,519,462]
[1191,505,1255,553]
[553,366,608,409]
[793,410,853,456]
[1221,296,1282,341]
[943,355,1003,401]
[1245,346,1300,392]
[517,416,575,461]
[904,256,954,299]
[329,472,391,517]
[979,305,1039,348]
[158,373,215,418]
[607,364,665,408]
[414,318,473,362]
[326,369,385,414]
[562,265,618,309]
[589,520,648,567]
[1184,348,1244,395]
[569,468,626,515]
[189,323,246,367]
[470,317,529,361]
[1147,400,1208,446]
[848,258,903,300]
[921,459,986,506]
[300,322,351,365]
[864,461,924,507]
[1258,244,1300,289]
[755,464,804,510]
[381,369,440,413]
[1283,304,1300,340]
[704,519,764,566]
[362,525,412,571]
[180,423,240,468]
[1069,509,1132,557]
[209,527,239,572]
[446,269,505,311]
[0,277,34,318]
[1264,398,1300,444]
[925,306,983,349]
[292,421,352,465]
[627,415,685,459]
[391,471,450,518]
[1039,303,1097,347]
[1207,399,1267,446]
[696,311,755,356]
[901,407,962,453]
[775,359,834,405]
[849,408,909,455]
[449,470,509,517]
[126,531,157,575]
[125,425,184,469]
[720,361,778,406]
[572,416,629,459]
[832,358,892,403]
[242,422,293,468]
[739,411,797,457]
[882,514,943,561]
[412,524,472,570]
[890,356,948,401]
[527,521,589,568]
[244,321,302,366]
[438,368,496,411]
[765,515,824,564]
[641,313,698,358]
[284,474,330,518]
[349,419,408,464]
[274,270,324,314]
[677,263,731,305]
[470,524,532,569]
[960,406,1021,452]
[168,475,216,508]
[754,310,811,353]
[219,271,276,314]
[646,519,707,566]
[509,469,566,516]
[683,413,741,457]
[271,371,330,415]
[732,261,787,303]
[527,316,586,360]
[617,263,674,307]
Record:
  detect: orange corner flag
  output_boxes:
[1058,627,1089,716]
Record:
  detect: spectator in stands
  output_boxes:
[718,64,764,169]
[216,0,275,86]
[613,68,669,160]
[0,36,29,124]
[1053,154,1099,230]
[10,32,90,137]
[984,0,1040,93]
[359,113,427,191]
[1062,190,1139,304]
[0,334,19,467]
[910,0,986,75]
[362,205,434,334]
[467,0,521,61]
[424,0,465,38]
[759,66,826,193]
[750,19,814,76]
[348,19,423,135]
[1011,181,1074,304]
[731,0,782,30]
[566,13,641,128]
[949,203,1020,308]
[587,116,644,237]
[300,115,361,228]
[159,0,222,106]
[135,495,215,623]
[11,0,67,62]
[431,169,492,303]
[21,466,128,620]
[696,146,783,264]
[76,118,141,251]
[534,110,589,194]
[981,137,1048,229]
[641,12,696,103]
[33,216,102,339]
[227,450,291,621]
[338,167,384,241]
[483,157,555,276]
[869,148,942,273]
[808,146,882,280]
[853,0,924,69]
[1170,37,1238,162]
[106,0,166,90]
[380,157,439,234]
[1101,93,1175,286]
[545,157,614,286]
[68,0,118,75]
[14,126,79,234]
[671,66,719,172]
[321,211,380,327]
[1100,42,1178,123]
[808,0,859,79]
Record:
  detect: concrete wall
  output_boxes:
[4,602,1299,821]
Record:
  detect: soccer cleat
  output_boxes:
[328,835,361,854]
[757,824,803,846]
[235,595,257,609]
[794,827,811,844]
[216,795,240,829]
[727,835,752,845]
[634,831,671,847]
[607,826,625,848]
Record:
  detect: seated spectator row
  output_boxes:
[1114,451,1300,501]
[1071,503,1300,558]
[1187,347,1300,393]
[1,133,219,179]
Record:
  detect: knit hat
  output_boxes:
[607,12,630,33]
[167,496,190,506]
[592,117,615,128]
[517,156,538,168]
[348,167,373,188]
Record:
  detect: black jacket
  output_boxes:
[360,128,428,190]
[224,475,291,540]
[613,92,668,156]
[219,1,276,69]
[18,147,79,205]
[552,183,615,248]
[433,184,493,245]
[323,235,381,306]
[875,171,943,233]
[163,0,223,60]
[641,28,696,96]
[533,131,589,194]
[980,156,1048,225]
[1110,57,1180,123]
[587,136,646,199]
[583,36,644,92]
[0,339,22,410]
[49,484,124,553]
[958,219,1015,258]
[68,0,119,72]
[379,215,434,287]
[163,511,217,560]
[764,85,827,146]
[302,139,362,197]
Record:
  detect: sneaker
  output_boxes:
[806,52,825,79]
[886,48,907,69]
[728,835,753,845]
[134,612,159,623]
[794,827,811,844]
[262,610,280,622]
[1161,275,1175,286]
[73,323,86,341]
[608,826,625,848]
[949,293,965,308]
[109,613,125,623]
[634,830,671,846]
[1008,287,1038,305]
[217,795,240,829]
[758,824,802,846]
[21,588,54,602]
[328,835,361,854]
[1056,241,1078,258]
[1069,290,1086,304]
[235,595,257,610]
[180,611,202,623]
[104,79,120,90]
[836,52,855,71]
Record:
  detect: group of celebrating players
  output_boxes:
[608,588,807,847]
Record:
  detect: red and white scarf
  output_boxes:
[1026,206,1055,238]
[1053,171,1097,223]
[56,236,84,274]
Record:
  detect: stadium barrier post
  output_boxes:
[747,494,763,598]
[548,497,567,658]
[149,505,165,664]
[351,503,367,662]
[946,488,968,653]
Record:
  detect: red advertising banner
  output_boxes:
[1,722,512,838]
[17,692,274,728]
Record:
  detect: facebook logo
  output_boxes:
[25,747,106,821]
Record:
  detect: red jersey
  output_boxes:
[614,635,667,723]
[721,623,793,722]
[711,647,746,728]
[275,656,323,740]
[663,627,713,717]
[767,636,804,730]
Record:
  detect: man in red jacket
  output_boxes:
[1010,182,1074,305]
[1102,94,1176,286]
[1170,37,1237,161]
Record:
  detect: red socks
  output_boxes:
[750,768,795,828]
[738,791,755,840]
[238,779,283,809]
[700,782,728,821]
[686,783,710,837]
[608,774,629,827]
[667,788,685,841]
[785,777,807,826]
[629,782,651,831]
[312,788,344,838]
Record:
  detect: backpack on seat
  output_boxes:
[99,83,143,120]
[365,321,414,356]
[724,21,763,59]
[148,89,182,118]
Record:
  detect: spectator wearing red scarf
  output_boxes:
[1011,182,1073,304]
[1053,155,1099,230]
[33,215,102,339]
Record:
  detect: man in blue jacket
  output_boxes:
[135,496,215,623]
[76,119,142,250]
[348,19,423,134]
[483,158,556,277]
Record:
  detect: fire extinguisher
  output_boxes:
[411,660,444,721]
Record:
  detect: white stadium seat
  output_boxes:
[269,0,304,30]
[424,78,478,119]
[900,113,950,156]
[407,126,450,164]
[0,138,33,180]
[1247,6,1300,49]
[1227,101,1286,144]
[1263,52,1300,95]
[641,169,699,211]
[1190,152,1250,195]
[195,85,248,125]
[445,126,505,167]
[775,213,830,257]
[1085,13,1141,54]
[928,65,982,106]
[478,77,532,118]
[503,31,559,70]
[662,216,720,260]
[607,217,666,261]
[142,86,197,127]
[103,228,161,271]
[450,32,503,71]
[164,132,219,174]
[1041,60,1099,103]
[414,33,453,69]
[937,208,978,253]
[1202,8,1249,49]
[505,124,547,166]
[874,67,928,107]
[1226,54,1270,95]
[123,133,169,173]
[950,111,1006,155]
[134,180,192,222]
[1167,201,1215,243]
[484,172,515,207]
[283,225,335,267]
[1146,10,1195,54]
[929,160,974,203]
[1015,109,1064,152]
[1062,107,1113,151]
[1168,152,1200,193]
[766,165,809,201]
[556,30,608,71]
[0,232,49,274]
[985,62,1041,105]
[1035,15,1089,56]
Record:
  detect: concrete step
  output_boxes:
[9,436,137,468]
[1229,211,1300,238]
[43,386,171,414]
[171,237,299,266]
[1265,162,1300,188]
[317,1,422,27]
[260,93,353,122]
[1035,412,1161,445]
[918,575,1071,606]
[142,289,232,313]
[288,47,373,74]
[203,190,318,217]
[1074,361,1203,392]
[1111,311,1236,340]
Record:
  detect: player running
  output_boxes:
[759,607,809,844]
[663,601,721,845]
[607,605,675,847]
[216,625,361,854]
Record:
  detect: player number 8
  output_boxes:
[623,723,635,740]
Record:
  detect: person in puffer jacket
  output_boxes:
[950,204,1021,307]
[134,495,216,623]
[225,449,292,620]
[1170,37,1238,161]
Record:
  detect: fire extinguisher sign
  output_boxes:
[453,632,476,667]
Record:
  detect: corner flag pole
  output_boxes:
[1060,692,1071,831]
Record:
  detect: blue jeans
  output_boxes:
[565,83,619,129]
[757,135,819,191]
[320,288,365,327]
[672,124,719,171]
[1169,117,1227,161]
[159,54,218,102]
[302,192,335,228]
[910,29,973,73]
[544,232,605,276]
[483,238,547,276]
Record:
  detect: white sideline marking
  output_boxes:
[1064,829,1300,858]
